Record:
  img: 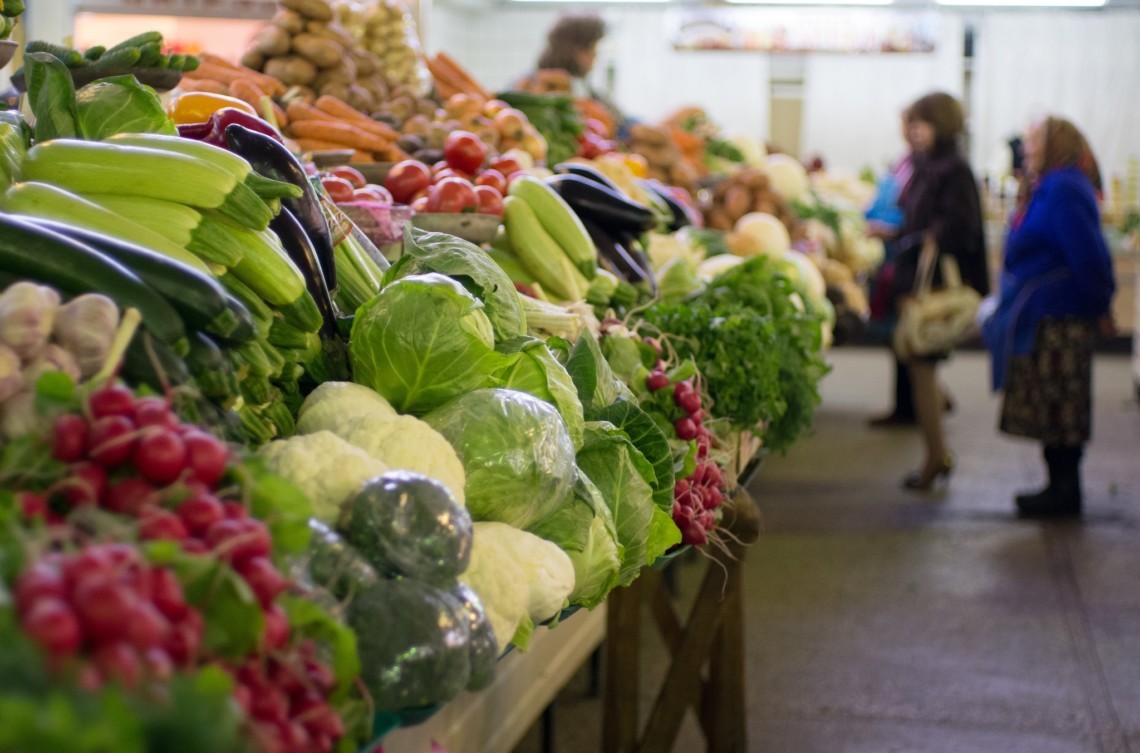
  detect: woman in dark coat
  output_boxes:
[893,92,990,490]
[983,116,1115,517]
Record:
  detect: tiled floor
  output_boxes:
[514,349,1139,753]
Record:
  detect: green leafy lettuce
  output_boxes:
[495,336,584,448]
[350,273,504,414]
[23,52,79,142]
[386,226,527,342]
[576,422,680,586]
[75,75,177,141]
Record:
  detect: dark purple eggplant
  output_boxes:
[553,162,622,193]
[636,179,691,232]
[546,174,657,235]
[224,123,337,294]
[270,207,338,338]
[580,215,655,292]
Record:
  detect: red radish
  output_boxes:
[133,397,177,429]
[303,659,335,694]
[232,683,253,713]
[74,579,138,645]
[165,617,202,666]
[646,372,669,392]
[312,735,334,753]
[52,414,89,462]
[62,548,115,591]
[262,604,291,650]
[182,430,229,487]
[177,493,225,536]
[63,462,107,507]
[251,686,289,723]
[104,477,156,516]
[674,417,698,441]
[134,429,188,485]
[273,663,306,699]
[94,642,142,687]
[100,542,141,568]
[643,336,664,355]
[699,509,715,529]
[305,705,344,739]
[17,491,47,520]
[181,539,208,554]
[77,663,103,691]
[126,602,171,649]
[22,597,82,654]
[223,501,248,519]
[139,508,189,542]
[704,485,723,509]
[277,721,312,752]
[678,391,702,415]
[15,563,66,612]
[240,556,287,607]
[229,518,272,563]
[673,381,694,401]
[87,415,136,468]
[149,568,187,620]
[89,385,135,419]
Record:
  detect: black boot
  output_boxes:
[1017,444,1083,518]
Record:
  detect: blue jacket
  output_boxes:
[983,167,1115,390]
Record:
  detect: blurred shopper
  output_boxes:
[894,92,990,490]
[982,116,1115,518]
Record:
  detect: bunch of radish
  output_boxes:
[646,365,726,547]
[8,382,344,753]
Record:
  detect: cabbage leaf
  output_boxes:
[75,75,177,141]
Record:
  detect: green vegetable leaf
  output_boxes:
[243,463,313,556]
[495,336,585,448]
[34,370,77,414]
[565,332,624,413]
[350,273,507,414]
[588,397,675,512]
[388,226,527,342]
[24,52,79,141]
[647,507,682,566]
[75,75,177,140]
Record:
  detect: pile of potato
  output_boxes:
[241,0,392,115]
[395,93,547,167]
[702,167,798,236]
[334,0,429,96]
[627,123,700,195]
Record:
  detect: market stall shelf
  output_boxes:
[603,489,761,753]
[381,605,608,753]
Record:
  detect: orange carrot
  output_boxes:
[287,100,336,124]
[348,151,375,164]
[426,56,468,99]
[289,120,389,154]
[198,53,286,96]
[294,138,357,153]
[271,102,289,129]
[434,52,491,100]
[314,96,398,141]
[177,78,229,95]
[229,77,267,112]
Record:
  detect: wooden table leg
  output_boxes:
[704,556,746,753]
[603,578,644,753]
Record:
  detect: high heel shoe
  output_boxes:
[903,454,955,491]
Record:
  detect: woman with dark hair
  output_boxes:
[893,92,990,490]
[983,116,1115,518]
[536,14,607,81]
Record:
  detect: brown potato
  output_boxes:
[264,55,318,86]
[292,33,343,68]
[281,0,333,22]
[346,84,376,113]
[272,9,305,34]
[402,114,430,136]
[313,65,354,91]
[255,25,292,57]
[240,47,266,71]
[723,184,752,222]
[629,123,669,147]
[706,207,733,231]
[319,81,350,102]
[353,51,379,77]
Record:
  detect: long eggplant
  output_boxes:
[580,215,655,292]
[546,174,657,236]
[553,162,622,193]
[636,179,692,232]
[224,123,337,294]
[269,207,338,338]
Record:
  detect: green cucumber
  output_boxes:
[0,214,185,345]
[85,46,142,72]
[136,41,163,67]
[106,31,163,54]
[186,332,239,399]
[84,45,106,61]
[25,41,84,67]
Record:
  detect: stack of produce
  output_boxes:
[334,0,430,96]
[12,32,199,92]
[496,91,583,167]
[241,0,392,116]
[284,95,402,162]
[0,364,357,753]
[425,51,492,102]
[661,106,750,176]
[703,166,798,235]
[396,92,547,167]
[0,0,21,40]
[177,53,290,127]
[627,122,700,195]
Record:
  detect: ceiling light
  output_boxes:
[725,0,895,5]
[936,0,1104,6]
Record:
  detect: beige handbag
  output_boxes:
[893,235,982,359]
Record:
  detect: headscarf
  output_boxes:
[1013,116,1102,228]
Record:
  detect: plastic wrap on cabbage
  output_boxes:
[424,389,576,531]
[495,336,585,449]
[348,578,471,711]
[451,582,499,691]
[337,471,472,585]
[349,273,505,414]
[304,519,382,599]
[529,472,622,609]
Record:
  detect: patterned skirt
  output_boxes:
[999,317,1095,446]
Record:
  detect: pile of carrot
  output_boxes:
[284,96,407,163]
[181,53,291,128]
[425,52,491,102]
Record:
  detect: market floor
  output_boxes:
[513,348,1140,753]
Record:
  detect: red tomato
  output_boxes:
[411,196,429,213]
[432,177,477,214]
[320,176,356,204]
[431,160,450,176]
[383,160,432,204]
[489,156,523,177]
[443,131,488,174]
[354,186,393,203]
[474,169,506,194]
[473,185,503,216]
[410,186,431,203]
[328,166,366,189]
[432,167,469,184]
[584,118,608,137]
